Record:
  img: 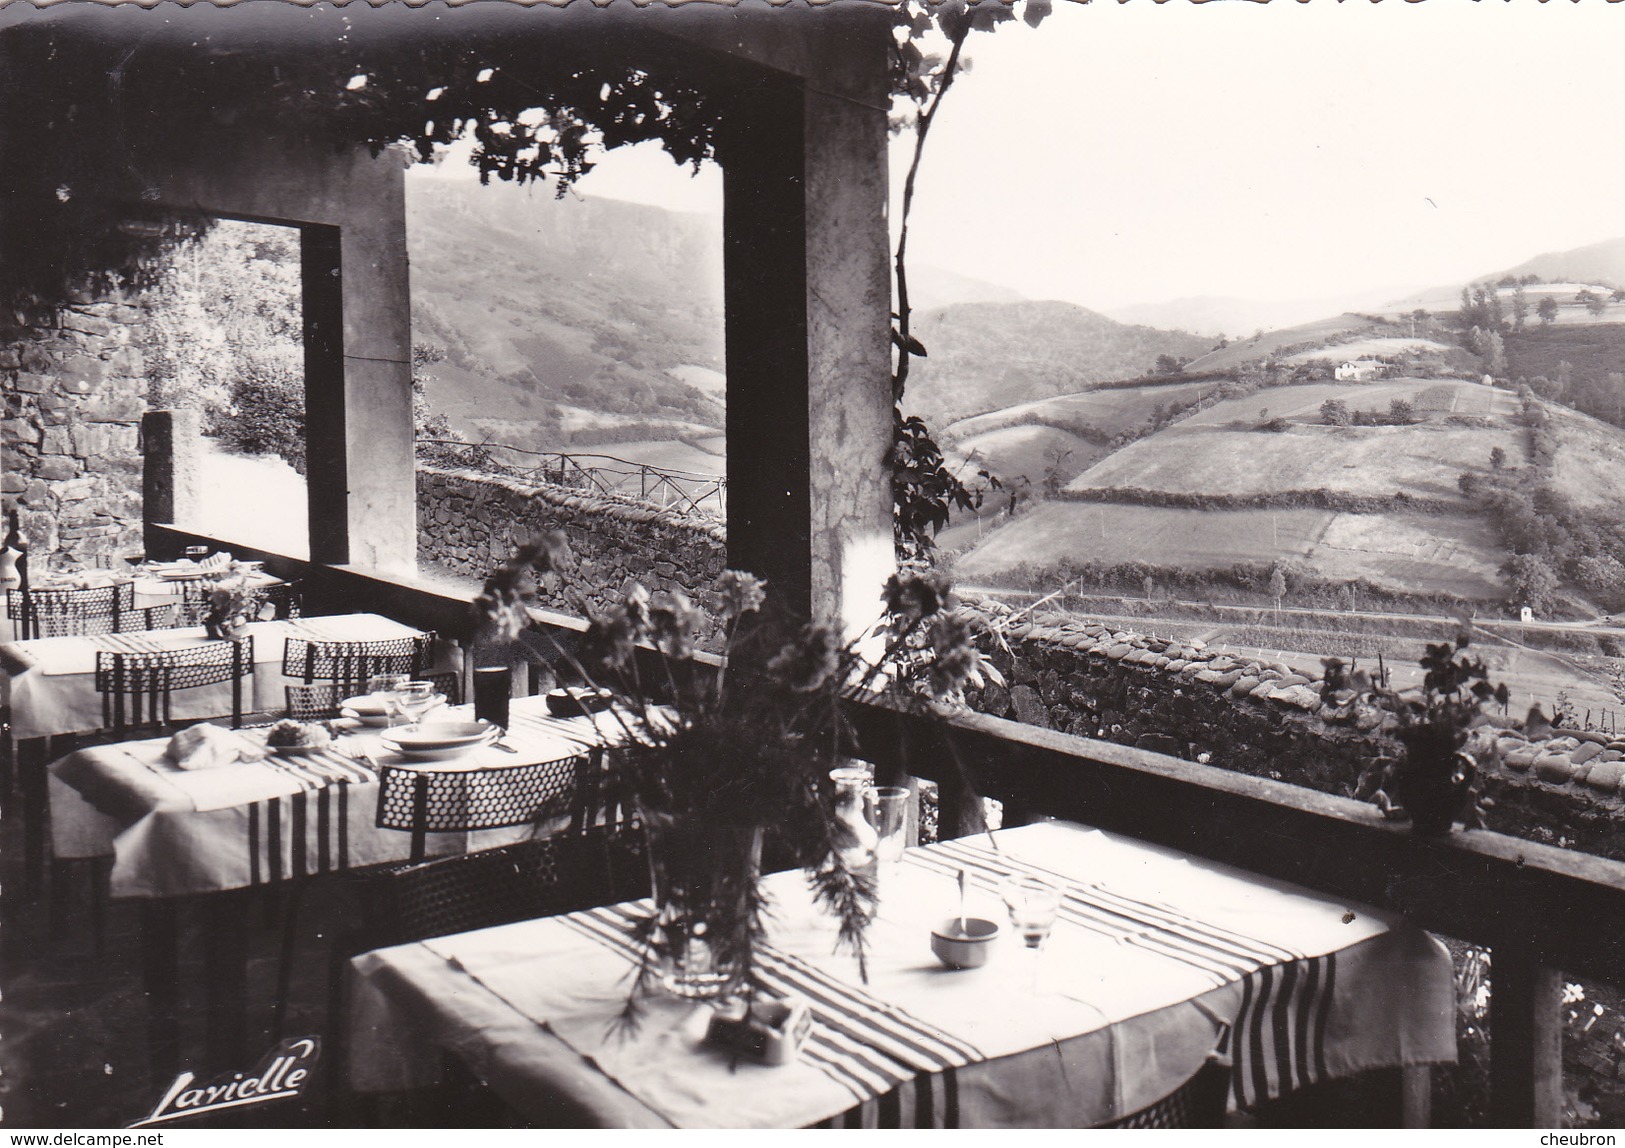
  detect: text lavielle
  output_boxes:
[130,1037,320,1127]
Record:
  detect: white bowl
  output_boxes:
[381,720,497,760]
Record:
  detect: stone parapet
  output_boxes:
[417,465,729,644]
[962,597,1625,858]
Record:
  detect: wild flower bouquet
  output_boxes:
[198,562,270,638]
[473,533,1002,1021]
[1323,627,1509,835]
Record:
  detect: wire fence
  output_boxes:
[417,438,726,519]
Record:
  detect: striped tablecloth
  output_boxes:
[3,613,425,739]
[46,696,613,899]
[348,821,1455,1127]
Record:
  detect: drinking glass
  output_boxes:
[390,680,439,727]
[1000,874,1063,992]
[865,786,912,867]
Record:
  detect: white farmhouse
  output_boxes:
[1334,359,1385,382]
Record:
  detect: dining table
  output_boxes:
[347,819,1456,1128]
[4,612,412,743]
[44,692,632,1077]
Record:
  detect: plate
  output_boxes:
[381,720,497,759]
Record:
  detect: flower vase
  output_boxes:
[644,821,764,1000]
[1396,745,1478,838]
[205,615,249,641]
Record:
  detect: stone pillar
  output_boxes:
[141,409,202,548]
[720,41,894,636]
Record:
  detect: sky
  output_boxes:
[536,0,1625,316]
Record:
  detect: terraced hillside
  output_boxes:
[955,376,1625,612]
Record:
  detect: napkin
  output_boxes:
[164,723,267,771]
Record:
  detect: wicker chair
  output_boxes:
[94,637,255,736]
[7,582,171,639]
[281,634,432,696]
[360,822,649,949]
[285,682,345,721]
[375,749,600,863]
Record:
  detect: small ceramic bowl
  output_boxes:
[931,917,1001,969]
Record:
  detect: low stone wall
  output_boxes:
[963,601,1625,858]
[417,465,729,641]
[1,298,146,569]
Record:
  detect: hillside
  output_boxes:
[900,300,1209,426]
[406,176,726,447]
[1106,290,1401,341]
[1495,236,1625,288]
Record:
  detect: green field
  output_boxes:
[955,501,1505,598]
[1279,336,1456,364]
[947,379,1215,441]
[1544,403,1625,514]
[950,424,1107,491]
[1180,378,1517,428]
[1180,314,1372,374]
[1070,418,1522,502]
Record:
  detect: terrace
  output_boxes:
[2,0,1621,1130]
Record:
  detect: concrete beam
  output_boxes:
[144,131,415,575]
[720,37,894,636]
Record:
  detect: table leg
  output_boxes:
[202,889,251,1070]
[18,735,47,898]
[141,900,181,1082]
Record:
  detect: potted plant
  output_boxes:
[1324,630,1509,837]
[473,534,1001,1023]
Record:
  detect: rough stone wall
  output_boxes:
[963,602,1625,857]
[1,298,146,570]
[418,465,729,641]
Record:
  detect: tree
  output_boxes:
[1320,398,1352,426]
[1040,444,1072,498]
[1511,284,1529,331]
[1388,397,1414,423]
[1490,446,1506,470]
[1483,329,1506,380]
[1504,553,1562,615]
[1537,295,1559,325]
[1585,291,1609,317]
[1152,353,1188,375]
[1268,565,1287,622]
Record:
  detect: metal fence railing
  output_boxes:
[417,439,726,519]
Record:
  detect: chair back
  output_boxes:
[285,682,344,722]
[375,749,600,862]
[281,634,431,694]
[7,582,166,639]
[94,636,255,736]
[360,822,649,948]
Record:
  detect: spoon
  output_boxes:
[957,869,968,935]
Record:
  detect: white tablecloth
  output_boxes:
[47,697,616,898]
[3,613,422,739]
[348,821,1455,1128]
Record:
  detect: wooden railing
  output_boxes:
[144,527,1619,1126]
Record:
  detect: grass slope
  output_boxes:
[900,300,1209,426]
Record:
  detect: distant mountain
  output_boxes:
[1105,290,1409,341]
[1385,236,1625,313]
[406,176,725,445]
[1493,236,1625,289]
[906,265,1024,312]
[901,300,1211,426]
